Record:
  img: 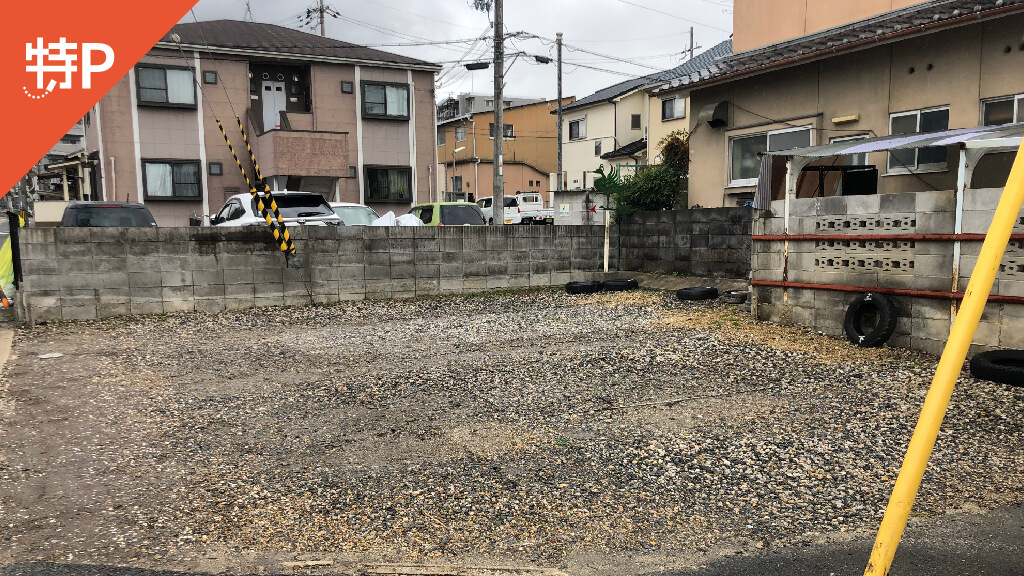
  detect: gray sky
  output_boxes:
[182,0,733,103]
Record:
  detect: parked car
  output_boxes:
[409,202,486,226]
[59,201,157,227]
[211,192,342,227]
[477,193,554,225]
[329,202,380,225]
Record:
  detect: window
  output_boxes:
[143,160,201,199]
[361,82,409,119]
[569,118,586,140]
[729,126,811,186]
[982,94,1023,126]
[485,99,494,108]
[452,176,463,192]
[341,81,353,94]
[488,123,515,138]
[631,114,642,130]
[528,180,534,187]
[216,200,245,223]
[595,141,602,156]
[441,204,486,225]
[437,130,446,146]
[208,162,223,176]
[417,205,434,225]
[203,71,218,84]
[662,98,685,121]
[503,100,511,108]
[366,166,413,202]
[60,136,80,145]
[830,134,870,166]
[137,66,196,107]
[888,107,949,172]
[455,125,467,142]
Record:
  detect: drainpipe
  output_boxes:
[472,117,477,198]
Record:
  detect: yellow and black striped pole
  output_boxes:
[234,116,295,256]
[215,120,294,256]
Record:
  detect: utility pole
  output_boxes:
[688,27,694,60]
[491,0,504,225]
[315,0,323,36]
[556,32,563,215]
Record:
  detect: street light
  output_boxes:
[450,146,466,202]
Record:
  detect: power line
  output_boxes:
[353,0,489,32]
[612,0,730,33]
[519,34,666,71]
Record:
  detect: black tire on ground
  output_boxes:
[970,350,1024,386]
[722,289,748,304]
[843,292,897,347]
[676,287,719,301]
[566,280,603,295]
[603,278,639,292]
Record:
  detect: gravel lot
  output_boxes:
[1,289,1022,575]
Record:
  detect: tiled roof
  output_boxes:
[653,0,1024,95]
[560,39,732,113]
[601,138,647,159]
[161,20,438,69]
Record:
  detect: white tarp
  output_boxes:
[371,211,425,226]
[395,213,425,226]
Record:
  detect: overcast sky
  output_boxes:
[182,0,734,102]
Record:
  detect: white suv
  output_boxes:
[211,192,343,227]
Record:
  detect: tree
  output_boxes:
[596,130,690,219]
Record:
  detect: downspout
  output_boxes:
[612,101,618,160]
[472,117,478,198]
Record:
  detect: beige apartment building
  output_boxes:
[436,96,573,205]
[651,0,1024,207]
[557,40,732,195]
[81,20,440,225]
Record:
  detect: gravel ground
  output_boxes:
[1,289,1022,575]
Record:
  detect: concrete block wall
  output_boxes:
[616,207,759,278]
[752,189,1024,356]
[18,225,607,322]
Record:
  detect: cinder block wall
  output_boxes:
[18,225,607,322]
[615,207,760,278]
[752,189,1024,356]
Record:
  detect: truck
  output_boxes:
[477,192,554,225]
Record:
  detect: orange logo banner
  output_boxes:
[1,0,201,196]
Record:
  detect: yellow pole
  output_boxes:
[864,140,1024,576]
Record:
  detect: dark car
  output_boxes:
[60,202,157,227]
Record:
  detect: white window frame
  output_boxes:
[887,106,950,174]
[981,94,1023,126]
[569,118,586,141]
[728,125,813,187]
[661,97,685,121]
[455,125,467,142]
[829,134,871,167]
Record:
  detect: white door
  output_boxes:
[262,81,287,131]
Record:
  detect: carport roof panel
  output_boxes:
[765,123,1024,158]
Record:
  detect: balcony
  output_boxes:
[253,127,350,178]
